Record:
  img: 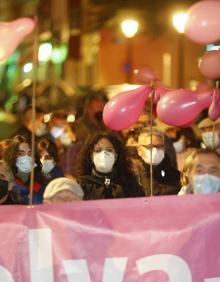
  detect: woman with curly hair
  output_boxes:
[3,135,44,204]
[75,132,144,200]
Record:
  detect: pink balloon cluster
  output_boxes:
[0,18,35,62]
[103,85,216,130]
[185,0,220,44]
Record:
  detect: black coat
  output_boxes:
[77,169,144,200]
[133,155,181,196]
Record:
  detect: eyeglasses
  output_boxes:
[140,144,165,150]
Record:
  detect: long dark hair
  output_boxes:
[76,132,135,180]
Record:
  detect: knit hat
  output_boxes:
[43,177,84,199]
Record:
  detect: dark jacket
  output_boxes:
[43,165,64,186]
[12,178,44,205]
[77,170,144,200]
[133,154,181,196]
[3,190,24,205]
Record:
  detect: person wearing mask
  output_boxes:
[179,148,220,195]
[75,132,144,200]
[11,106,47,141]
[167,127,200,171]
[48,111,82,177]
[4,135,44,204]
[36,138,64,185]
[43,177,84,203]
[198,117,220,153]
[133,128,181,196]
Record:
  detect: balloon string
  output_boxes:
[29,17,38,207]
[150,81,154,196]
[212,80,220,150]
[212,123,216,150]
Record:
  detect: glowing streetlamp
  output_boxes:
[172,12,188,87]
[121,19,139,38]
[121,19,139,83]
[172,12,188,34]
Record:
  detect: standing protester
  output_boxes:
[36,138,64,185]
[133,128,181,196]
[11,106,46,141]
[76,132,144,200]
[4,135,44,204]
[179,148,220,195]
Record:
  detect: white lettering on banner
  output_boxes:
[63,260,91,282]
[0,228,215,281]
[136,254,192,282]
[0,266,14,282]
[102,258,128,282]
[29,229,54,282]
[63,258,128,282]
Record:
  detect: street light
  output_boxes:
[121,19,139,83]
[172,12,188,88]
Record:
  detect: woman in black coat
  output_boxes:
[75,132,144,200]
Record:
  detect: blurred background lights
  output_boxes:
[51,44,68,64]
[121,19,139,38]
[67,114,75,123]
[172,12,188,33]
[23,62,33,73]
[38,42,53,62]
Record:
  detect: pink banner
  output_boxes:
[1,194,220,281]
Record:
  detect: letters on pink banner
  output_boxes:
[0,194,220,281]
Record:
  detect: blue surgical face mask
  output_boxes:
[192,174,220,194]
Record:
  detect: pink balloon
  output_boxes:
[134,67,157,83]
[103,86,151,131]
[199,50,220,79]
[154,85,173,103]
[208,89,220,121]
[196,83,213,93]
[157,89,213,126]
[185,0,220,44]
[0,18,35,62]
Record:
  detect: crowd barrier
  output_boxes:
[1,194,220,281]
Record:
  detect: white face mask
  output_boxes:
[139,147,165,165]
[173,139,185,154]
[16,155,33,173]
[41,159,55,175]
[36,123,47,137]
[93,150,116,173]
[60,133,72,146]
[192,174,220,194]
[50,127,64,139]
[202,131,219,148]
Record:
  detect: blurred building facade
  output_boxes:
[0,0,208,110]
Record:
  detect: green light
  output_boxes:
[51,44,68,64]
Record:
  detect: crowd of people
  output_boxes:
[1,92,220,205]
